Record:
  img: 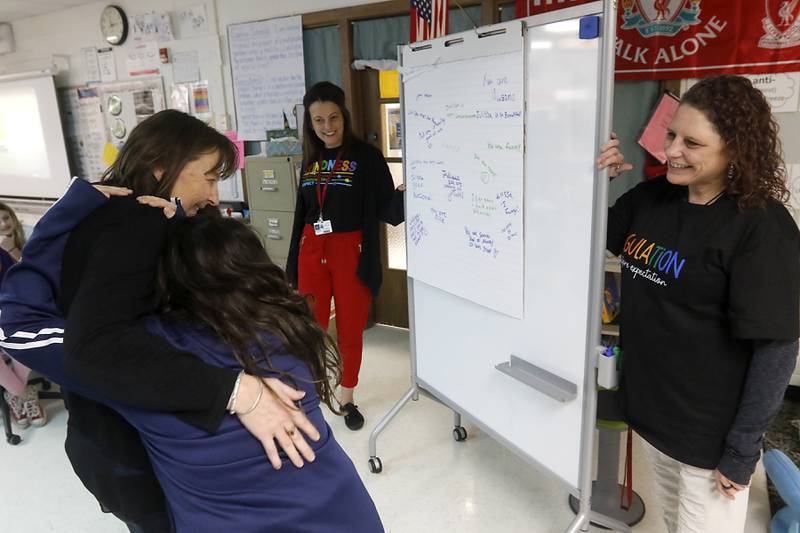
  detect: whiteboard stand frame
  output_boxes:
[368,3,629,531]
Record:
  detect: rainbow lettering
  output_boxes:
[622,233,685,280]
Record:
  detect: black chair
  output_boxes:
[1,377,62,445]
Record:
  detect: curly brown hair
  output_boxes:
[681,75,789,211]
[157,213,342,414]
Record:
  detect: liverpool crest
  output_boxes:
[621,0,702,38]
[760,0,800,48]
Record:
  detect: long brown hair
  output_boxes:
[0,201,25,251]
[156,214,342,413]
[681,75,789,210]
[302,81,356,169]
[101,110,238,197]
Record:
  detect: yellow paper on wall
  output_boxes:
[379,70,399,99]
[102,142,119,167]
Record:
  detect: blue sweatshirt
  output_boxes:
[0,178,383,532]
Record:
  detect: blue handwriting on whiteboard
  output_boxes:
[492,88,515,102]
[450,110,523,120]
[496,191,519,215]
[464,226,499,258]
[501,222,518,241]
[442,170,464,201]
[409,214,428,246]
[409,159,443,170]
[431,208,447,223]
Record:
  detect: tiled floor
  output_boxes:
[2,325,771,532]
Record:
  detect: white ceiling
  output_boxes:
[0,0,99,23]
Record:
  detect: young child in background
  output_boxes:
[0,201,46,428]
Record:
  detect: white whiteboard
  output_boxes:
[228,16,306,140]
[404,49,524,318]
[0,74,71,199]
[404,7,604,491]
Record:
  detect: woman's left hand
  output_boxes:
[714,469,749,500]
[397,184,406,192]
[137,196,178,219]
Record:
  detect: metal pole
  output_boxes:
[568,0,620,531]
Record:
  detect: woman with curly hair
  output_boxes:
[598,74,800,532]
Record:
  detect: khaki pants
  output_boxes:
[642,438,750,533]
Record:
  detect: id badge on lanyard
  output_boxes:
[314,218,333,235]
[314,153,339,235]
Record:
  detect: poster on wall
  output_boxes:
[169,80,212,122]
[58,87,108,180]
[81,47,101,84]
[131,10,174,42]
[98,78,166,147]
[126,41,161,77]
[228,15,306,140]
[175,4,209,38]
[98,47,117,83]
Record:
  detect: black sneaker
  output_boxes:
[342,402,364,431]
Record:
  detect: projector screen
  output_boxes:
[0,74,71,199]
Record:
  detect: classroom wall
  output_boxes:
[5,0,797,163]
[0,0,374,132]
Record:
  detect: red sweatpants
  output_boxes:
[298,225,372,388]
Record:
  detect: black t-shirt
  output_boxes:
[607,177,800,469]
[286,140,404,295]
[297,141,392,232]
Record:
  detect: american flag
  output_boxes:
[410,0,449,43]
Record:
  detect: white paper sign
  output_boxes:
[81,47,101,84]
[58,87,108,180]
[131,10,174,42]
[175,4,209,38]
[788,164,800,228]
[172,51,200,83]
[228,16,306,140]
[127,41,161,77]
[97,47,117,83]
[684,72,800,113]
[748,72,800,113]
[404,51,525,318]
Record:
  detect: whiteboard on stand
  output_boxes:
[402,4,604,492]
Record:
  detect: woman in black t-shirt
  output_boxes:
[287,82,405,430]
[599,75,800,533]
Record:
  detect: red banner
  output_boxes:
[516,1,800,80]
[615,0,800,80]
[515,0,593,18]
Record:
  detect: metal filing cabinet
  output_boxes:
[245,155,303,267]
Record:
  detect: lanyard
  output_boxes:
[315,151,341,217]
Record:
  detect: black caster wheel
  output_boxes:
[453,426,467,442]
[7,434,21,445]
[368,457,383,474]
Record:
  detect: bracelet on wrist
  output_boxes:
[227,370,244,415]
[238,380,264,416]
